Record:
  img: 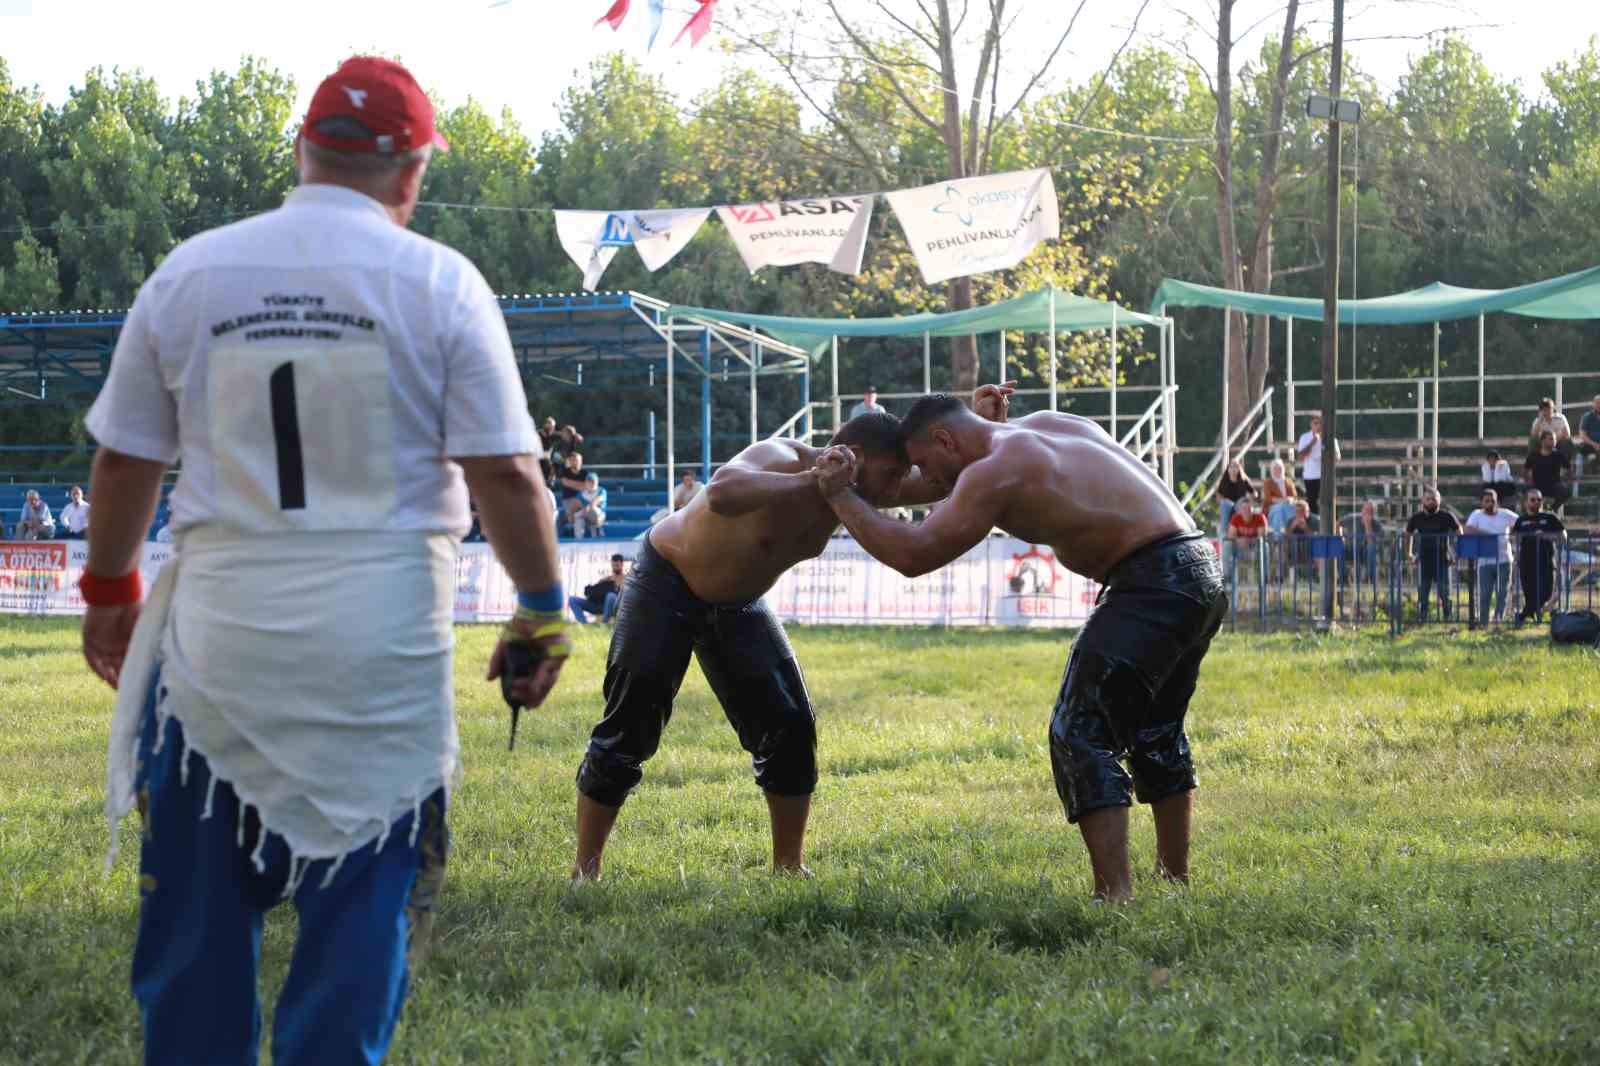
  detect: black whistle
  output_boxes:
[500,642,538,750]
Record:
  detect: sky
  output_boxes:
[1,0,1598,138]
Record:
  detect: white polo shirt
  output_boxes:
[89,184,539,863]
[1297,430,1323,481]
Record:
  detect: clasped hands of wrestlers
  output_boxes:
[814,381,1014,498]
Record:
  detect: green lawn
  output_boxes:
[2,617,1597,1065]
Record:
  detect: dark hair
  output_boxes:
[610,553,627,562]
[899,393,968,442]
[831,411,907,463]
[1540,397,1554,409]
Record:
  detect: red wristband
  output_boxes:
[79,569,143,607]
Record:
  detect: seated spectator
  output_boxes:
[1529,397,1574,461]
[1479,449,1517,503]
[1577,394,1600,485]
[568,553,629,624]
[849,385,887,419]
[572,472,607,539]
[1465,488,1518,625]
[464,499,484,543]
[1284,499,1320,581]
[674,469,703,511]
[557,451,588,527]
[57,485,89,539]
[1225,494,1268,591]
[1511,489,1565,626]
[538,416,559,481]
[15,490,54,540]
[155,521,174,544]
[1405,486,1460,622]
[1524,431,1571,510]
[1215,457,1254,540]
[1339,499,1384,588]
[1260,458,1298,533]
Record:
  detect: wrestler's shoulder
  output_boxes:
[726,437,815,472]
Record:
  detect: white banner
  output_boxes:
[553,208,711,291]
[714,196,874,275]
[886,167,1059,285]
[2,536,1138,629]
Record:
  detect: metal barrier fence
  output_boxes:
[1219,530,1600,632]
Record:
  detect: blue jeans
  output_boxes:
[132,677,448,1066]
[1476,560,1510,624]
[569,591,620,624]
[1217,498,1236,541]
[1417,561,1451,620]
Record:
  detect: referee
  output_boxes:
[81,57,569,1064]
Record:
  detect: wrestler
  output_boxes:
[572,410,921,879]
[815,394,1226,902]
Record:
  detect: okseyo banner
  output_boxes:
[714,196,874,275]
[553,207,713,291]
[886,167,1059,285]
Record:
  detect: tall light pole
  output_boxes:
[1317,0,1346,528]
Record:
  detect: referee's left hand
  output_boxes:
[83,602,141,689]
[487,611,571,709]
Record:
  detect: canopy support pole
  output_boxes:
[831,335,841,433]
[1109,305,1119,440]
[666,317,676,509]
[1162,312,1175,488]
[1048,287,1058,411]
[1432,323,1441,485]
[999,329,1007,384]
[750,341,759,445]
[801,360,812,443]
[1477,313,1485,439]
[701,329,712,481]
[1221,309,1231,474]
[1286,318,1295,449]
[922,331,931,394]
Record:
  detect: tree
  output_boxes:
[173,57,297,226]
[728,0,1152,394]
[0,226,61,311]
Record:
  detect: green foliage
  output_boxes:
[2,619,1598,1063]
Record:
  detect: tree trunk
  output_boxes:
[1212,0,1247,438]
[936,0,979,398]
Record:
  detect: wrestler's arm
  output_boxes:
[703,439,818,517]
[823,454,1010,577]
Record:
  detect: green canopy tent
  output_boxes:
[667,287,1178,486]
[1149,264,1600,503]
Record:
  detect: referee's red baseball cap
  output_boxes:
[301,56,450,155]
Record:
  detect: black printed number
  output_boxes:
[268,362,306,510]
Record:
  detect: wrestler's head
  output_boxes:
[897,393,982,496]
[830,411,910,505]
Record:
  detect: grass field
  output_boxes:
[2,616,1598,1065]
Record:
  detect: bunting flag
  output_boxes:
[646,0,665,48]
[672,0,720,47]
[886,167,1060,285]
[594,0,629,29]
[553,208,712,291]
[715,196,875,275]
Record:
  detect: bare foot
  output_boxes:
[773,863,813,879]
[569,861,602,883]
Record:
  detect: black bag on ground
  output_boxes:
[1549,610,1600,646]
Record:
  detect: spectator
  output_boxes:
[568,553,629,624]
[1224,494,1268,592]
[674,469,703,510]
[1465,488,1518,625]
[154,521,174,544]
[537,416,559,481]
[1577,394,1600,485]
[1284,498,1320,582]
[1405,486,1460,621]
[573,471,607,539]
[1339,499,1385,589]
[1215,457,1254,540]
[1295,415,1325,515]
[1523,430,1572,510]
[1479,448,1516,503]
[1511,489,1565,626]
[848,385,887,419]
[1261,458,1298,533]
[15,490,54,540]
[58,485,90,539]
[557,451,588,527]
[1529,397,1573,460]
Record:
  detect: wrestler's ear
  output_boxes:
[932,427,958,453]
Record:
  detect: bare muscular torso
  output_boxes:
[980,412,1194,581]
[647,440,838,603]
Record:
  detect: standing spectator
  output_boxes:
[848,385,887,420]
[537,416,559,481]
[1225,494,1268,593]
[1260,458,1298,533]
[75,56,569,1065]
[573,471,607,539]
[1295,415,1325,515]
[16,489,55,540]
[557,451,588,528]
[59,485,90,539]
[1479,448,1516,503]
[1524,431,1571,510]
[1512,489,1565,625]
[1465,488,1518,625]
[568,553,629,624]
[1405,487,1460,621]
[674,469,703,510]
[1529,397,1573,460]
[1215,457,1253,540]
[1577,394,1600,486]
[1339,499,1385,590]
